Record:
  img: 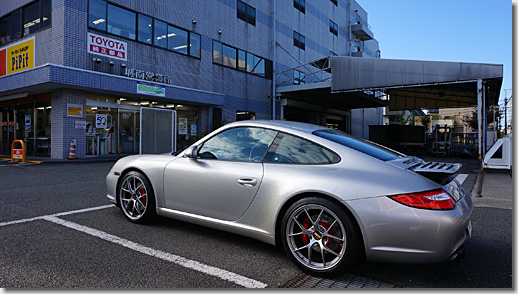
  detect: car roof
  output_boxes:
[224,120,331,134]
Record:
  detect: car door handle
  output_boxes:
[237,178,257,188]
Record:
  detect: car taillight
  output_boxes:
[388,189,455,210]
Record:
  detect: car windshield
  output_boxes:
[313,129,403,161]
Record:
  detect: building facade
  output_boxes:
[0,0,380,159]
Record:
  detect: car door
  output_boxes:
[163,127,278,221]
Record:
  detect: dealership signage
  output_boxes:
[0,37,35,77]
[124,68,171,84]
[137,81,165,97]
[87,32,127,61]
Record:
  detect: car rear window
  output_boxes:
[313,129,402,161]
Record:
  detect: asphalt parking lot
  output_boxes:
[0,159,512,288]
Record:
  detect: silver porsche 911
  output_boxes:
[106,120,473,276]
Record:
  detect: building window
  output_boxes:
[154,19,167,48]
[329,20,338,36]
[238,49,246,71]
[294,70,305,85]
[213,40,272,79]
[23,1,40,35]
[330,0,338,6]
[88,0,106,30]
[107,4,136,40]
[294,0,305,13]
[189,32,201,58]
[137,14,152,44]
[167,24,188,54]
[293,31,305,50]
[0,0,51,45]
[237,0,256,26]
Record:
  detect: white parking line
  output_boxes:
[0,205,268,288]
[43,216,267,288]
[455,174,468,185]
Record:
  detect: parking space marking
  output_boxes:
[0,204,267,288]
[43,215,267,288]
[456,174,468,184]
[0,205,113,227]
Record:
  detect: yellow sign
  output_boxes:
[67,104,83,117]
[6,38,35,75]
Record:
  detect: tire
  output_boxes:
[281,197,361,276]
[118,171,156,223]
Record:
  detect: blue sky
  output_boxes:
[358,0,512,107]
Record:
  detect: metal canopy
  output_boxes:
[328,56,503,111]
[276,81,388,111]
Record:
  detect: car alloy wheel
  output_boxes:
[282,197,360,275]
[119,171,155,223]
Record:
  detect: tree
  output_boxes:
[396,113,413,125]
[462,106,501,131]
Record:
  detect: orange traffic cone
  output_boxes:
[68,139,78,160]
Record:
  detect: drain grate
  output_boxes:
[286,273,396,288]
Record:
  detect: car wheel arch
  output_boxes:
[116,167,156,207]
[274,192,365,257]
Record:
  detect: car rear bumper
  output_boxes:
[345,191,473,264]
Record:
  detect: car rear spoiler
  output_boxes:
[412,161,462,185]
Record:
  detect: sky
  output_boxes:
[358,0,513,109]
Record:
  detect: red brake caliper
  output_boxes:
[301,217,334,245]
[138,188,147,206]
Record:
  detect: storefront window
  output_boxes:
[86,106,118,156]
[167,25,188,54]
[176,105,199,152]
[119,110,139,155]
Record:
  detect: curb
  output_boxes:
[471,171,484,198]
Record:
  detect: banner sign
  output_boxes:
[0,37,35,77]
[75,120,86,129]
[96,114,108,128]
[67,104,83,117]
[87,32,127,60]
[137,81,165,97]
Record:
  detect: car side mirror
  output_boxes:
[184,145,198,159]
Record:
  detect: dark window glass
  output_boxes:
[41,0,51,28]
[329,20,338,36]
[23,2,40,36]
[237,0,255,25]
[189,32,201,58]
[11,9,22,40]
[264,133,338,164]
[313,130,402,161]
[88,0,106,30]
[198,127,277,162]
[138,14,152,44]
[331,0,338,6]
[293,31,305,50]
[107,4,136,40]
[154,19,167,48]
[0,16,11,45]
[222,44,237,68]
[213,40,223,64]
[246,5,256,25]
[237,50,246,71]
[294,0,305,13]
[167,25,188,54]
[237,0,246,21]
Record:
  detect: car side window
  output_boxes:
[264,133,339,164]
[197,127,278,162]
